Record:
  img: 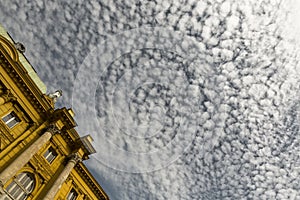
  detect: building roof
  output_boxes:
[0,23,47,94]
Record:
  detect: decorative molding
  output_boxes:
[74,164,108,200]
[0,121,14,142]
[45,124,61,135]
[0,47,53,118]
[83,195,91,200]
[68,153,82,164]
[31,154,53,181]
[0,89,16,105]
[14,42,25,53]
[54,144,65,157]
[66,175,74,183]
[0,35,18,61]
[47,90,62,104]
[52,108,76,130]
[50,108,78,150]
[76,135,96,157]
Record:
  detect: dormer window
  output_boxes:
[2,111,20,128]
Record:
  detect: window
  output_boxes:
[2,112,20,128]
[5,172,35,200]
[43,147,57,164]
[67,188,78,200]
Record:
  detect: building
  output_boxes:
[0,24,109,200]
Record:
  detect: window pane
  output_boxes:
[23,176,32,186]
[2,112,20,128]
[15,190,27,200]
[25,180,34,192]
[6,118,20,128]
[43,147,57,163]
[7,183,23,199]
[5,172,35,200]
[17,173,28,182]
[6,181,19,195]
[2,113,14,122]
[67,189,78,200]
[44,149,50,158]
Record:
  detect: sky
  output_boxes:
[1,0,300,199]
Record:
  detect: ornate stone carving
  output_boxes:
[83,195,91,200]
[68,153,82,164]
[14,42,25,53]
[74,165,107,199]
[0,51,50,114]
[0,35,19,61]
[66,175,73,183]
[0,121,14,142]
[47,90,62,103]
[0,89,16,105]
[46,124,61,135]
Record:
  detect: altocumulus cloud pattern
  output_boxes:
[1,0,300,199]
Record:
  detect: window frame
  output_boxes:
[2,111,20,129]
[43,146,58,164]
[67,188,78,200]
[5,172,35,200]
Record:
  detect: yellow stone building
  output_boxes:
[0,24,109,200]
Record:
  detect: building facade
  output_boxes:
[0,24,109,200]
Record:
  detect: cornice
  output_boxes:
[52,108,76,130]
[0,37,54,119]
[51,108,78,149]
[75,163,109,200]
[0,35,18,61]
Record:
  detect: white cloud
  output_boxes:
[1,0,300,199]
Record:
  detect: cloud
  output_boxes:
[1,0,300,199]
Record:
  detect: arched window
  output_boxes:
[5,172,35,200]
